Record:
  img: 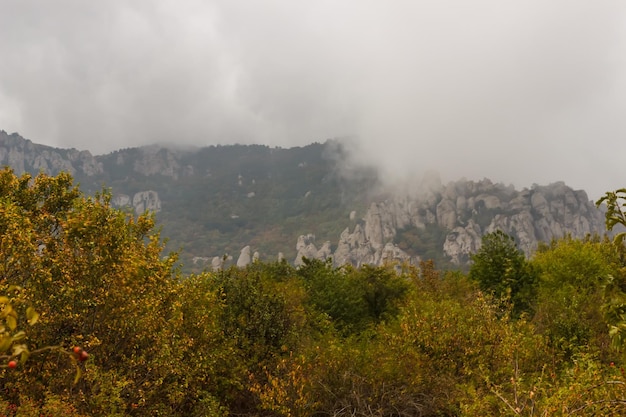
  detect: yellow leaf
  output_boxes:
[11,344,27,356]
[0,305,12,319]
[6,315,16,331]
[11,331,25,342]
[0,336,12,353]
[26,307,39,325]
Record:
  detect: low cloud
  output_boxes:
[0,1,625,198]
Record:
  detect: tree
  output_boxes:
[297,258,369,335]
[469,230,537,317]
[0,168,181,415]
[597,188,626,245]
[353,264,409,323]
[597,189,626,354]
[531,237,620,360]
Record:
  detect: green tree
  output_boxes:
[469,230,537,317]
[202,261,317,414]
[296,258,409,335]
[597,188,626,245]
[297,258,369,335]
[531,237,620,360]
[597,189,626,354]
[352,264,409,323]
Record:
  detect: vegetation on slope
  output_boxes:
[1,169,626,416]
[81,142,380,271]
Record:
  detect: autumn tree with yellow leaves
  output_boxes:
[3,168,626,416]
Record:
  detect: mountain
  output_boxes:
[294,175,605,270]
[0,130,609,272]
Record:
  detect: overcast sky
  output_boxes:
[1,1,625,198]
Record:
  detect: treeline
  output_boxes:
[1,169,626,416]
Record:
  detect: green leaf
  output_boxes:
[0,296,9,305]
[73,365,82,385]
[20,349,30,364]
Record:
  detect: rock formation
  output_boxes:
[294,234,314,266]
[297,224,413,268]
[297,175,606,268]
[112,191,162,215]
[237,246,252,267]
[211,256,223,271]
[0,130,103,176]
[132,146,182,178]
[132,191,161,214]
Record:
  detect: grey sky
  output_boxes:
[0,1,625,198]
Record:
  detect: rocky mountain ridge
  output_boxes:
[0,130,611,270]
[0,130,164,215]
[292,174,605,268]
[0,130,103,177]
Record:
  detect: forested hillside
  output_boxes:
[0,131,608,273]
[1,169,626,416]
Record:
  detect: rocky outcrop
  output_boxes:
[294,234,334,266]
[443,220,482,264]
[429,178,601,263]
[132,146,182,178]
[0,130,103,176]
[237,246,252,267]
[299,175,606,268]
[211,256,224,271]
[112,191,162,215]
[0,130,198,185]
[133,191,161,214]
[334,221,413,267]
[297,224,414,268]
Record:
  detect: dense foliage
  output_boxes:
[469,230,537,317]
[1,169,626,416]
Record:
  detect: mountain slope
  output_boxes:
[0,130,609,272]
[294,175,604,270]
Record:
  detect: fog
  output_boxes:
[1,1,625,198]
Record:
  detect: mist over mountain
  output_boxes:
[2,2,625,200]
[0,129,612,272]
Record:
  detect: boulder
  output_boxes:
[237,246,252,268]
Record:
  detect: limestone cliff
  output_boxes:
[296,174,606,267]
[0,130,102,176]
[111,191,162,215]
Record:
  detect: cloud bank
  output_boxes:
[1,1,625,198]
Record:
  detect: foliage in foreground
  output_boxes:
[1,169,626,415]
